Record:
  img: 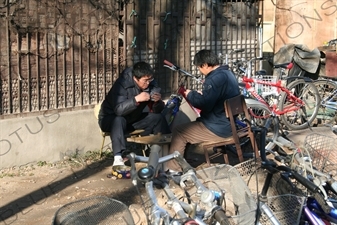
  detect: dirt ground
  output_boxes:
[1,126,334,225]
[0,143,229,225]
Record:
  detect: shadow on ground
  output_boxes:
[0,141,255,225]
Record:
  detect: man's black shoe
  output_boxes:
[121,150,132,158]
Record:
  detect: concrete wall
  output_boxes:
[0,100,197,169]
[274,0,337,51]
[0,108,103,169]
[262,0,276,53]
[263,0,337,53]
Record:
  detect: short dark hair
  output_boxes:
[132,61,154,79]
[193,49,219,67]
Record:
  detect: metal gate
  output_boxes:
[0,0,262,118]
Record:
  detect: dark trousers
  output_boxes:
[99,113,170,155]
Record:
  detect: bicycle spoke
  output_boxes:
[280,79,320,130]
[314,79,337,125]
[246,102,279,151]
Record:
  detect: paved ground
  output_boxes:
[0,126,336,225]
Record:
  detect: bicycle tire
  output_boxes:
[279,79,320,130]
[245,101,280,151]
[313,79,337,125]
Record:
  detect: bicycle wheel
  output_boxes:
[279,79,320,130]
[245,100,279,151]
[313,79,337,125]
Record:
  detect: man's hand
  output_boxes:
[184,89,202,96]
[135,92,151,103]
[184,89,191,96]
[150,92,161,102]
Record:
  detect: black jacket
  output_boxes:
[98,67,164,124]
[187,65,240,137]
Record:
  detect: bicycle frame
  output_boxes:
[242,76,306,116]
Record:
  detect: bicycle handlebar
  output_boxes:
[163,59,178,69]
[174,153,195,173]
[291,168,331,214]
[163,60,203,83]
[128,147,230,224]
[128,148,179,181]
[147,144,160,171]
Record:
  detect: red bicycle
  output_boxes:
[241,57,320,131]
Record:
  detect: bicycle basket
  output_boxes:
[304,133,337,174]
[196,164,257,225]
[256,75,279,97]
[52,196,135,225]
[234,159,305,225]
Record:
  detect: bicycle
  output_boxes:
[218,48,246,81]
[301,126,337,224]
[240,56,321,132]
[125,137,314,225]
[52,143,233,225]
[51,124,333,225]
[127,144,261,225]
[127,145,212,225]
[162,60,203,128]
[215,52,320,155]
[234,120,336,225]
[263,116,337,224]
[272,132,337,224]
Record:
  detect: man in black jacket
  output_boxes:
[98,62,170,167]
[166,49,240,174]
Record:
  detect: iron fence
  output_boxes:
[0,0,262,117]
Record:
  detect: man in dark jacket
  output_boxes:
[165,49,240,173]
[98,62,170,167]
